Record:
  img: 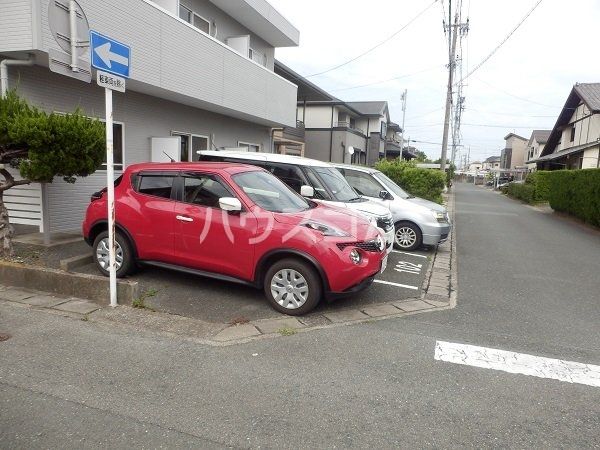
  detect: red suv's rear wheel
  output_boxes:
[264,258,322,315]
[93,230,134,278]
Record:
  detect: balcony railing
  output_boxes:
[334,121,365,135]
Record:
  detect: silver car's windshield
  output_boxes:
[310,166,361,202]
[374,172,411,199]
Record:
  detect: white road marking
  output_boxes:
[391,250,428,259]
[434,341,600,388]
[373,279,418,290]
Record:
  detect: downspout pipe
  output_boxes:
[1,55,35,97]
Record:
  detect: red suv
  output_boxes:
[83,162,387,315]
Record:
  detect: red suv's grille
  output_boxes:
[337,241,381,252]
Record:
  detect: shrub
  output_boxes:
[375,159,446,203]
[546,169,600,227]
[507,182,534,203]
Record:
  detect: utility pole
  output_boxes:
[399,89,407,156]
[440,13,459,173]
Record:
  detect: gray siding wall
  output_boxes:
[0,0,33,51]
[9,64,272,232]
[332,131,367,164]
[304,130,368,164]
[31,0,296,127]
[367,133,383,166]
[180,0,275,71]
[304,130,331,162]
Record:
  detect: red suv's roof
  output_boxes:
[125,161,262,175]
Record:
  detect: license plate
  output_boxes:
[380,255,388,273]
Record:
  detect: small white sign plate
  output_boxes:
[96,71,126,92]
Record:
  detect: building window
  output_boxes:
[238,141,260,152]
[570,125,576,142]
[179,4,211,35]
[101,122,124,170]
[248,48,266,66]
[172,132,210,161]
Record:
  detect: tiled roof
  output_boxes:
[532,130,551,144]
[574,83,600,112]
[345,101,387,116]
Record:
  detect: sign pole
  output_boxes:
[105,87,117,307]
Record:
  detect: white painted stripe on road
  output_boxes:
[391,250,428,259]
[434,341,600,388]
[373,279,419,290]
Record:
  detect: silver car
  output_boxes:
[334,164,452,251]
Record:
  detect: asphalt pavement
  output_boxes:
[1,182,599,448]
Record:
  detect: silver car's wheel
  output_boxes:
[96,237,124,271]
[395,227,417,248]
[270,268,309,310]
[394,221,422,251]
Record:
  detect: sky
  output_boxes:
[270,0,600,165]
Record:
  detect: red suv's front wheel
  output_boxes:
[264,258,322,315]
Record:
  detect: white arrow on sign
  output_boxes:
[94,42,128,68]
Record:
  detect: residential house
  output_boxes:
[468,161,483,172]
[482,156,501,170]
[273,60,338,157]
[524,130,551,171]
[292,99,391,166]
[500,133,528,169]
[1,0,299,235]
[534,83,600,170]
[384,122,416,160]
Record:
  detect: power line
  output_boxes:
[465,107,557,118]
[305,0,439,78]
[457,0,544,84]
[473,76,568,109]
[329,65,443,92]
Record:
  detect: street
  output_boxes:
[1,183,599,448]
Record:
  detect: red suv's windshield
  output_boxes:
[232,171,310,213]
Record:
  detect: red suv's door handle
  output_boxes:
[176,215,193,222]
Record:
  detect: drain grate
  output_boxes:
[0,333,11,342]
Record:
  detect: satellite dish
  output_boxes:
[348,146,355,155]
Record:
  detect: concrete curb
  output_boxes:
[419,188,457,308]
[0,260,139,305]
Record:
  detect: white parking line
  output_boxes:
[391,250,428,259]
[373,279,419,290]
[434,341,600,388]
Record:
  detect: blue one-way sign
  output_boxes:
[90,30,131,78]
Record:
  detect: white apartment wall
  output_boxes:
[0,0,297,127]
[181,0,276,70]
[0,0,33,51]
[152,0,178,15]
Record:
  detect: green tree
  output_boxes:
[0,91,105,256]
[413,150,428,162]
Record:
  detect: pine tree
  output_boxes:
[0,91,105,256]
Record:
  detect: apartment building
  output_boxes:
[534,83,600,170]
[1,0,299,234]
[500,133,528,169]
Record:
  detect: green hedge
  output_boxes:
[546,169,600,227]
[375,159,446,204]
[507,182,535,203]
[526,171,552,202]
[505,171,552,204]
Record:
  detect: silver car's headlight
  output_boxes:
[432,210,446,222]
